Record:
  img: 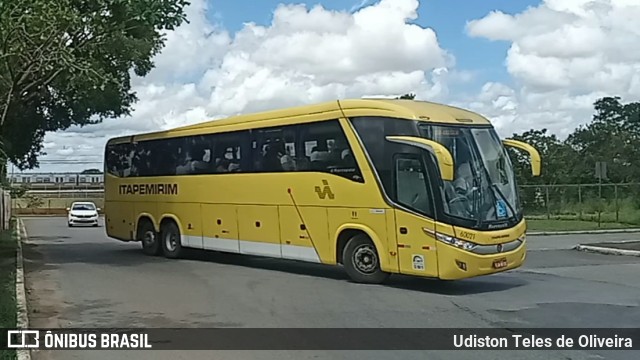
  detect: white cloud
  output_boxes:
[137,0,231,85]
[29,0,456,172]
[466,0,640,138]
[456,82,519,134]
[28,0,640,174]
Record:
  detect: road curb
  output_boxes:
[574,244,640,257]
[15,218,31,360]
[528,228,640,236]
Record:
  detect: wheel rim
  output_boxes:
[143,230,155,246]
[165,231,178,252]
[352,244,378,274]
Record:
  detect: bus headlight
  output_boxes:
[435,233,477,251]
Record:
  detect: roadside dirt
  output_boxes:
[22,241,65,360]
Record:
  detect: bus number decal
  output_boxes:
[119,184,178,195]
[458,230,475,241]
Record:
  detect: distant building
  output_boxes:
[8,172,104,188]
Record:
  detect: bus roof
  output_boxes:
[109,99,491,143]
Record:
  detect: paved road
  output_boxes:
[21,217,640,360]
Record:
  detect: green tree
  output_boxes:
[397,93,416,100]
[7,184,27,199]
[566,96,640,183]
[507,128,578,185]
[508,96,640,186]
[0,0,190,170]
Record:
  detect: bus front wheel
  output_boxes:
[139,220,160,256]
[342,234,390,284]
[161,221,184,259]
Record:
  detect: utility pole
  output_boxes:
[595,162,607,228]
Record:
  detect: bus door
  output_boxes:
[386,136,455,278]
[391,153,438,277]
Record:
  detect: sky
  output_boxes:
[15,0,640,173]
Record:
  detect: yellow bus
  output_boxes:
[104,99,540,283]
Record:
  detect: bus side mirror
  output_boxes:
[502,139,541,176]
[385,136,455,181]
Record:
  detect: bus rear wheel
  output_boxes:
[139,220,160,256]
[161,221,184,259]
[342,234,390,284]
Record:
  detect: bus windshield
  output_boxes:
[418,124,520,226]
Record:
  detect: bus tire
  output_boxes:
[161,221,183,259]
[138,220,161,256]
[342,234,390,284]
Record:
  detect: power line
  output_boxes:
[37,161,103,164]
[41,154,101,157]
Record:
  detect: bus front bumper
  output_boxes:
[437,240,526,280]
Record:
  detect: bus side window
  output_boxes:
[298,119,363,182]
[106,143,134,178]
[214,134,243,173]
[395,155,433,216]
[302,140,318,170]
[251,125,297,172]
[160,138,182,176]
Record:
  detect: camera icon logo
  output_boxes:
[7,330,39,348]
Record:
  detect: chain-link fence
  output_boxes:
[9,183,640,226]
[519,183,640,226]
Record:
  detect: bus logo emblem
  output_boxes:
[315,180,334,200]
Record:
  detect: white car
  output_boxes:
[67,202,100,227]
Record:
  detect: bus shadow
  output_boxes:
[383,273,527,295]
[22,240,527,295]
[182,248,527,295]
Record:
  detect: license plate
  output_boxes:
[493,258,508,269]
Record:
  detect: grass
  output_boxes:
[13,197,104,209]
[0,222,17,360]
[526,219,636,232]
[524,197,640,231]
[524,196,640,226]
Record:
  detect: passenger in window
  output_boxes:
[176,153,206,174]
[224,148,235,160]
[215,159,230,173]
[329,139,346,163]
[277,141,296,171]
[310,145,330,170]
[175,148,196,175]
[228,162,241,172]
[342,149,355,167]
[188,146,210,174]
[137,148,153,176]
[123,149,136,177]
[262,142,283,171]
[261,141,270,157]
